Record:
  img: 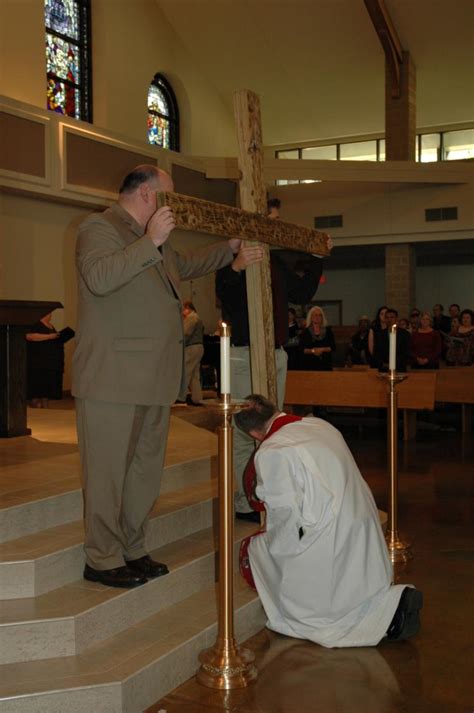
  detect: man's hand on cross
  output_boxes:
[146,206,176,248]
[228,238,242,253]
[231,245,264,273]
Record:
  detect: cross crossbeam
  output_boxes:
[157,191,330,256]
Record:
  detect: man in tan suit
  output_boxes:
[73,165,239,588]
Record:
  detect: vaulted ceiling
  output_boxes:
[157,0,474,146]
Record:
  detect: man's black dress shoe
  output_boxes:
[125,555,169,578]
[83,564,147,588]
[386,587,423,641]
[235,511,261,524]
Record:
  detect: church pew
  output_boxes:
[400,367,474,435]
[435,367,474,433]
[284,370,437,440]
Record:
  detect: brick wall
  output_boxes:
[385,243,416,318]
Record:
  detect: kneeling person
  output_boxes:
[235,395,423,648]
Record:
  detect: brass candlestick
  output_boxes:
[197,368,257,688]
[379,370,413,564]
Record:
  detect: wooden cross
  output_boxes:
[159,90,330,403]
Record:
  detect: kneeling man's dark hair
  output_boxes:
[234,394,277,436]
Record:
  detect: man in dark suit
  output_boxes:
[216,198,329,521]
[73,164,240,587]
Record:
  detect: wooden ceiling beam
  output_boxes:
[363,0,404,97]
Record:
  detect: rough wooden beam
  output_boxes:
[157,190,330,255]
[233,89,276,403]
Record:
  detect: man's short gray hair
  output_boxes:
[234,394,277,436]
[119,165,159,194]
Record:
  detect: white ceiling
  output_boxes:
[157,0,474,146]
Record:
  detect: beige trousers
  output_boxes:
[185,344,204,403]
[75,398,170,570]
[230,346,288,513]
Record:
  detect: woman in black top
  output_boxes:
[26,313,64,407]
[299,306,336,371]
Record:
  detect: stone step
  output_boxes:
[0,575,265,713]
[0,408,218,545]
[0,480,219,600]
[0,454,216,545]
[0,520,256,665]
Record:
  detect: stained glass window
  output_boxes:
[147,74,179,151]
[45,0,92,121]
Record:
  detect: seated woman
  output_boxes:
[298,306,335,371]
[410,311,442,369]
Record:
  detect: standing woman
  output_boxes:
[410,311,442,369]
[445,316,461,366]
[25,313,64,407]
[299,306,336,371]
[455,309,474,365]
[368,305,388,369]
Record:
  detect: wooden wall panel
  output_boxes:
[0,113,45,177]
[172,164,237,206]
[66,133,157,193]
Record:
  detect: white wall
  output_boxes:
[309,262,474,325]
[276,181,474,246]
[312,267,385,324]
[416,264,474,312]
[0,0,236,157]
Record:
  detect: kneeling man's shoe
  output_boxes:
[236,511,261,524]
[125,555,169,578]
[386,587,423,641]
[83,564,147,588]
[186,396,204,407]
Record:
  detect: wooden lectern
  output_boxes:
[0,300,63,437]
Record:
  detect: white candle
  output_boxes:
[220,322,231,394]
[389,324,397,372]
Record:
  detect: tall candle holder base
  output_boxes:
[379,371,413,564]
[197,396,258,689]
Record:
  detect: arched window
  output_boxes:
[45,0,92,122]
[147,74,180,151]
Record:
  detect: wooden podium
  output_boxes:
[0,300,63,437]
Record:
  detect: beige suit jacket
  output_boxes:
[72,203,233,405]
